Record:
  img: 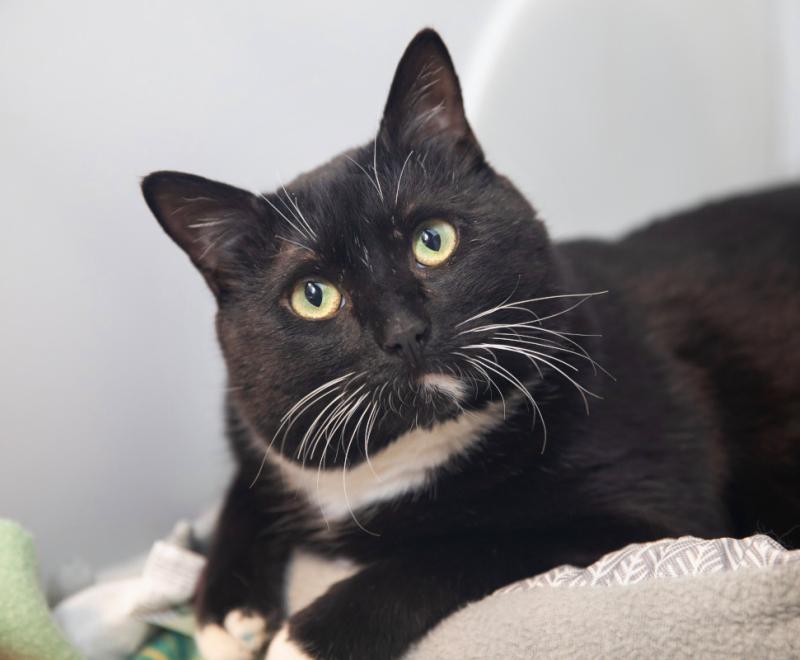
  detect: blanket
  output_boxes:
[407,535,800,659]
[7,515,797,659]
[0,519,81,660]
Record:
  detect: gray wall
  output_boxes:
[1,0,798,583]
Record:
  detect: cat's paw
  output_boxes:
[196,609,272,660]
[263,625,313,660]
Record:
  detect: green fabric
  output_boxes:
[0,519,82,660]
[131,630,200,660]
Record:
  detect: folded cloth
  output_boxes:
[407,535,800,659]
[0,519,81,660]
[53,521,206,660]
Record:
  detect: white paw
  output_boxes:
[195,609,268,660]
[264,625,313,660]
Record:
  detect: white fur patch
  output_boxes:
[284,550,361,615]
[195,610,269,659]
[420,373,467,400]
[264,625,312,660]
[195,622,255,660]
[224,610,269,651]
[265,402,505,521]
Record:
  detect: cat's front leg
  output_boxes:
[195,471,292,660]
[262,537,542,660]
[264,522,664,660]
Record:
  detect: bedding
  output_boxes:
[2,516,797,659]
[407,535,800,659]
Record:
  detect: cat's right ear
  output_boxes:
[380,29,481,156]
[141,171,265,297]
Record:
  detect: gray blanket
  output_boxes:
[407,535,800,659]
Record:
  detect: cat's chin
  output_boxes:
[418,373,467,402]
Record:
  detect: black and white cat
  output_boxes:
[141,29,800,660]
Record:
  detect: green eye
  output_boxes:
[412,219,457,267]
[290,278,342,319]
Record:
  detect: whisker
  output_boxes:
[259,192,312,242]
[187,219,229,229]
[295,389,351,463]
[315,387,368,465]
[502,324,607,367]
[316,388,369,481]
[345,155,383,200]
[468,343,599,414]
[464,342,581,373]
[363,399,381,479]
[340,406,380,537]
[394,149,414,207]
[305,394,351,465]
[275,234,314,253]
[456,291,607,328]
[305,383,366,464]
[249,374,348,488]
[279,372,354,425]
[457,293,601,336]
[454,352,507,417]
[495,331,613,378]
[282,186,317,239]
[372,139,384,203]
[467,353,547,452]
[468,353,537,411]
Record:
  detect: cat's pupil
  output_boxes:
[304,282,323,307]
[421,228,441,251]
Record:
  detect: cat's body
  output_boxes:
[562,185,800,542]
[142,30,800,660]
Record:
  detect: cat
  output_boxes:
[141,28,800,660]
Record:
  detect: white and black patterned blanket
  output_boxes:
[408,535,800,659]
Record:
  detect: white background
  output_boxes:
[1,0,798,585]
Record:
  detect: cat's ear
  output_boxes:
[141,171,265,296]
[380,29,480,154]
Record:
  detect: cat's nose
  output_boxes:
[382,312,430,364]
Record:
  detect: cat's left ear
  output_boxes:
[379,28,481,156]
[141,171,266,297]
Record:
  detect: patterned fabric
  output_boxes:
[130,630,200,660]
[498,534,800,593]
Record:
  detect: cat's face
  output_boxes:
[143,30,559,467]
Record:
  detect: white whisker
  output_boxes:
[467,353,547,452]
[282,186,317,239]
[259,192,313,242]
[464,342,580,373]
[275,234,314,253]
[372,139,384,204]
[454,352,507,417]
[345,155,383,200]
[457,293,605,336]
[394,149,414,207]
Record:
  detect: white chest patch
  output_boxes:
[264,402,505,522]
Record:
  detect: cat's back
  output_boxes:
[621,183,800,276]
[560,183,800,336]
[559,183,800,544]
[598,183,800,366]
[561,184,799,275]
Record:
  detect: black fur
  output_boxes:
[141,28,800,660]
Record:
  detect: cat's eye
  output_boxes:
[412,219,458,267]
[290,278,342,320]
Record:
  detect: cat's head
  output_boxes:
[142,29,563,466]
